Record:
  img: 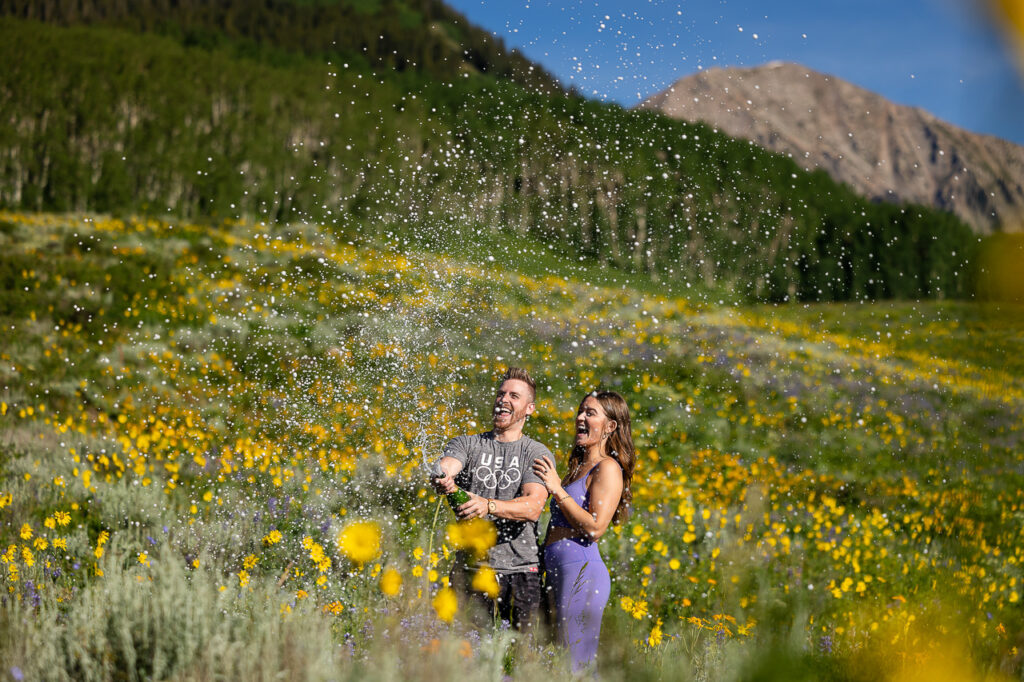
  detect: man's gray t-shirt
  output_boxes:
[443,432,551,573]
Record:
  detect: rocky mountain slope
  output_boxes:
[639,61,1024,234]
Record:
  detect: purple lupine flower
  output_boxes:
[819,635,833,654]
[24,581,40,608]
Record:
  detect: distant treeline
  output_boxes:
[0,0,562,94]
[0,18,976,302]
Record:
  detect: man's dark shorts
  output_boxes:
[451,563,542,631]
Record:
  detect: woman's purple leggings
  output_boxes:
[544,537,611,672]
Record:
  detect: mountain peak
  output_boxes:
[640,62,1024,233]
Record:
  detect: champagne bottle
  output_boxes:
[432,462,471,510]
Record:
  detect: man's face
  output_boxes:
[492,379,535,432]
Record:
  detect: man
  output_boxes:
[433,367,551,630]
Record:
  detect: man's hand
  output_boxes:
[456,493,490,520]
[432,473,456,495]
[431,457,463,495]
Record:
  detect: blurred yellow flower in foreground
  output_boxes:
[337,520,381,565]
[380,568,402,596]
[433,587,458,623]
[889,640,990,682]
[446,519,496,560]
[471,566,500,598]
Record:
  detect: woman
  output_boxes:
[532,390,635,673]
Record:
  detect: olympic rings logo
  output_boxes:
[475,465,521,491]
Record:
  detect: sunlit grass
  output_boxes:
[1,212,1021,679]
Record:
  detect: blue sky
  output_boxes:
[445,0,1024,145]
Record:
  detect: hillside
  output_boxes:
[0,18,976,303]
[1,212,1023,677]
[0,0,562,93]
[639,61,1024,234]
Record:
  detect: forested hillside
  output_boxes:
[0,15,976,302]
[0,0,562,92]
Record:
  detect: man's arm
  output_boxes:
[456,482,547,522]
[431,455,464,494]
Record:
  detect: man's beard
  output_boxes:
[493,404,526,431]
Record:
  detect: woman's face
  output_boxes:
[575,395,616,450]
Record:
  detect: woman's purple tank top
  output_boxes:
[548,464,599,530]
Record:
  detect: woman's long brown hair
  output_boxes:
[561,390,636,523]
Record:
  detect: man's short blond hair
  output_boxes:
[501,367,536,402]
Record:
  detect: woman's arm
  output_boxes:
[533,457,622,540]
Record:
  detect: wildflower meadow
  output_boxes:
[1,212,1022,680]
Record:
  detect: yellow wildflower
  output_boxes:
[471,567,500,598]
[433,587,458,623]
[446,519,497,560]
[646,619,664,647]
[337,521,381,565]
[380,568,402,597]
